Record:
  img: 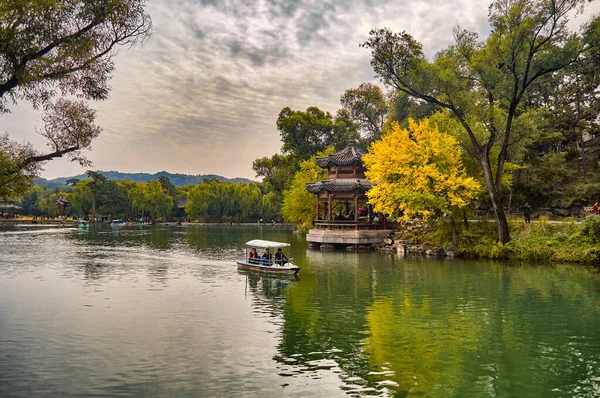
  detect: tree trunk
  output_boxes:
[450,216,457,249]
[580,126,587,177]
[481,158,511,243]
[463,209,469,230]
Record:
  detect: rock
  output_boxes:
[432,247,446,256]
[552,207,570,217]
[383,238,393,245]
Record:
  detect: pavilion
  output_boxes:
[305,145,392,248]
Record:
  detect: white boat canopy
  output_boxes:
[245,239,291,248]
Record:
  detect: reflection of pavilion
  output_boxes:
[305,146,392,247]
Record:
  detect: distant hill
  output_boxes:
[34,171,253,188]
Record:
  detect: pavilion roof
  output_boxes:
[306,179,372,194]
[316,146,365,168]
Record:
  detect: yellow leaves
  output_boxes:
[364,118,480,221]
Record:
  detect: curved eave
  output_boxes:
[305,179,372,194]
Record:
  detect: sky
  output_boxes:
[2,0,600,180]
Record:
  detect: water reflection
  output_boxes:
[267,252,600,397]
[1,226,600,397]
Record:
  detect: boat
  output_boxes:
[111,219,124,226]
[237,239,301,275]
[78,219,89,228]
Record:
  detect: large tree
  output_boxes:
[0,0,151,198]
[277,106,354,160]
[363,119,480,246]
[362,0,600,242]
[340,83,389,141]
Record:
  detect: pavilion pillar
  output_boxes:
[315,195,320,221]
[327,193,333,229]
[354,195,358,230]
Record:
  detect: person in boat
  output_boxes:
[249,248,258,264]
[262,248,273,266]
[275,248,288,265]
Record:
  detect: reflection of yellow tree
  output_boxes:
[363,295,484,397]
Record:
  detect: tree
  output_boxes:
[69,179,94,218]
[363,119,480,247]
[390,92,438,127]
[145,180,173,220]
[0,135,36,200]
[362,0,600,242]
[277,106,353,160]
[252,153,298,196]
[0,0,151,196]
[281,148,334,233]
[340,83,389,141]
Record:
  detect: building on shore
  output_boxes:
[305,146,392,248]
[0,202,22,219]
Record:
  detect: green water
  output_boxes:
[0,225,599,397]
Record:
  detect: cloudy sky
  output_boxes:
[2,0,599,180]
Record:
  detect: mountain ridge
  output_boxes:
[34,171,253,188]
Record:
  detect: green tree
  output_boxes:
[68,179,94,218]
[277,106,352,160]
[282,147,334,233]
[145,180,173,220]
[361,0,600,242]
[185,182,215,221]
[340,83,389,141]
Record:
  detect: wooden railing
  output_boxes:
[313,220,387,230]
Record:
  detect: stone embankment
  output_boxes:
[370,220,454,258]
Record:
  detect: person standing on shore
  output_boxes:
[523,203,532,223]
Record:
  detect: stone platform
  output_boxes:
[306,228,393,247]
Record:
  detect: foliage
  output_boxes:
[405,217,600,263]
[0,139,35,200]
[252,153,298,197]
[340,83,388,141]
[68,179,94,217]
[0,0,151,195]
[390,92,437,127]
[145,180,173,219]
[185,180,264,222]
[277,106,355,160]
[282,147,334,233]
[364,119,480,221]
[361,0,600,242]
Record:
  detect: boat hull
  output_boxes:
[237,261,300,275]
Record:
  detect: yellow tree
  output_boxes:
[363,118,480,247]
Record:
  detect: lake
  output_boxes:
[0,225,599,397]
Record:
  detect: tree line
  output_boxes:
[17,171,280,223]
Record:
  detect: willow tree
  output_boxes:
[68,179,94,218]
[0,0,151,198]
[362,0,600,242]
[363,119,480,247]
[145,180,173,220]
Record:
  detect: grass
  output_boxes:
[398,215,600,263]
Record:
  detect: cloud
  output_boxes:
[2,0,599,179]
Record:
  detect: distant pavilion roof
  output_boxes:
[306,179,372,194]
[316,146,365,168]
[0,202,23,211]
